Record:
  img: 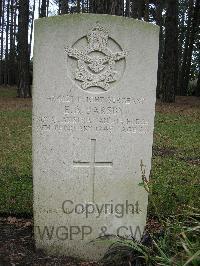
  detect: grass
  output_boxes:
[0,109,32,215]
[0,86,17,98]
[150,156,199,217]
[0,87,199,264]
[154,112,200,152]
[150,111,200,217]
[0,87,199,218]
[0,87,32,215]
[100,208,200,265]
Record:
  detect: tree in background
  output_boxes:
[162,0,179,102]
[4,0,10,85]
[180,0,200,95]
[0,0,199,100]
[60,0,68,14]
[197,68,200,96]
[40,0,48,17]
[8,0,16,85]
[154,0,164,98]
[29,0,36,57]
[17,0,31,97]
[0,0,18,85]
[0,0,5,85]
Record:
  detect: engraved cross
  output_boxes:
[73,139,113,202]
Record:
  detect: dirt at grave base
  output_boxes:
[0,217,99,266]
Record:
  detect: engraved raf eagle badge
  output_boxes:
[65,23,127,93]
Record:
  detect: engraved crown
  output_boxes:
[87,24,109,49]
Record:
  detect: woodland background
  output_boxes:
[0,0,199,101]
[0,1,200,264]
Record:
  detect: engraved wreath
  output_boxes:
[65,23,127,93]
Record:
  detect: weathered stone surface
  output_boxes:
[33,14,159,260]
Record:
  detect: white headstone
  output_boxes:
[33,14,159,260]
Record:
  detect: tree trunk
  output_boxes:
[132,0,139,18]
[111,0,116,15]
[89,0,94,12]
[18,0,31,97]
[87,0,89,12]
[144,0,149,22]
[196,70,200,97]
[183,0,200,95]
[29,0,35,57]
[40,0,46,17]
[177,2,187,95]
[0,0,5,85]
[179,0,194,95]
[115,0,124,16]
[81,0,88,13]
[137,0,144,19]
[9,0,15,85]
[38,0,41,16]
[13,0,17,84]
[155,0,164,99]
[46,0,49,16]
[92,0,106,14]
[90,0,125,15]
[132,0,144,19]
[0,0,2,29]
[60,0,68,14]
[116,0,123,15]
[125,0,130,17]
[77,0,80,13]
[161,0,179,102]
[178,3,186,66]
[13,0,17,51]
[4,0,10,85]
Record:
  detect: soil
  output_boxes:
[0,217,99,266]
[0,217,162,266]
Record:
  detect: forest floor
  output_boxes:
[0,86,200,265]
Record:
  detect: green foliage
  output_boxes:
[154,112,200,151]
[0,109,32,215]
[0,89,199,265]
[150,112,200,217]
[0,167,33,215]
[0,95,199,219]
[100,209,200,266]
[0,87,17,98]
[100,110,200,265]
[150,156,200,217]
